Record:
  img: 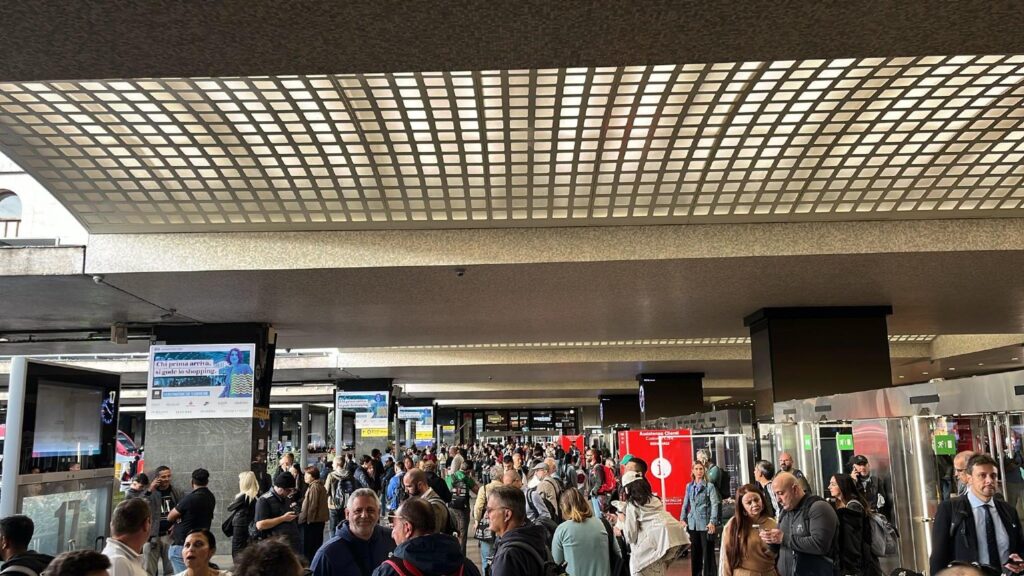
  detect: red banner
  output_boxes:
[559,434,585,454]
[617,429,692,519]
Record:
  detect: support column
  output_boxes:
[744,306,893,419]
[599,392,640,429]
[146,323,276,536]
[299,402,309,468]
[636,372,704,425]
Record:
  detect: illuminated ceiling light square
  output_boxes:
[1,55,1023,231]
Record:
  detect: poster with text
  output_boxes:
[617,429,692,519]
[147,343,256,420]
[337,391,390,437]
[398,406,435,448]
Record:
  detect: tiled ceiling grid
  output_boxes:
[0,54,1022,232]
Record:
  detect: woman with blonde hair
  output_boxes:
[227,471,260,560]
[552,487,620,576]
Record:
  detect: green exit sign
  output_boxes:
[803,434,813,451]
[836,434,854,451]
[934,434,956,456]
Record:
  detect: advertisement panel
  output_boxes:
[617,429,692,519]
[146,344,256,420]
[398,406,435,448]
[336,391,390,437]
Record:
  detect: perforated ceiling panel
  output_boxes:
[0,55,1022,232]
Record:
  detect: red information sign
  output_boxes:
[616,429,692,519]
[559,434,585,454]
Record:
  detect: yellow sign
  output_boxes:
[416,430,433,440]
[442,425,455,432]
[361,428,388,438]
[253,407,270,420]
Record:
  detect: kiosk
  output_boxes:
[0,358,121,555]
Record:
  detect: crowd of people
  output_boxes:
[5,442,1024,576]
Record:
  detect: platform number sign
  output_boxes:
[934,434,956,456]
[836,434,854,452]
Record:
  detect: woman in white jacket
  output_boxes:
[613,471,689,576]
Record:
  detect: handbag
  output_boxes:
[221,510,236,537]
[474,486,495,543]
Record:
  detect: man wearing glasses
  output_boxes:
[954,451,977,498]
[372,498,480,576]
[310,488,396,576]
[255,473,301,554]
[487,485,551,576]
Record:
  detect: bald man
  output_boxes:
[953,450,975,497]
[761,472,838,576]
[777,452,811,494]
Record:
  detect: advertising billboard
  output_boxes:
[336,391,390,437]
[146,344,256,420]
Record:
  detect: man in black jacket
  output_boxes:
[487,485,550,576]
[0,515,53,576]
[930,454,1024,575]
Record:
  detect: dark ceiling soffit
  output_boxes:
[743,306,894,327]
[3,3,1023,81]
[636,372,705,382]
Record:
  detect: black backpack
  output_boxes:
[499,541,567,576]
[450,475,470,510]
[330,473,348,509]
[526,488,560,546]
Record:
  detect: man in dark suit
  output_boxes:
[930,453,1024,574]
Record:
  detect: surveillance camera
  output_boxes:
[455,268,466,277]
[92,275,104,285]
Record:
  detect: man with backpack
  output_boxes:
[404,468,453,537]
[446,459,477,553]
[325,456,354,534]
[0,516,54,576]
[487,485,557,576]
[372,498,481,576]
[761,472,839,576]
[533,461,561,519]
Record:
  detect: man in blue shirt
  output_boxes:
[311,488,395,576]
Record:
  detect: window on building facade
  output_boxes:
[0,190,22,237]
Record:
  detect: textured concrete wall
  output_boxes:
[145,418,253,537]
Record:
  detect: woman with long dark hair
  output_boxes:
[720,484,778,576]
[615,471,688,576]
[829,473,882,576]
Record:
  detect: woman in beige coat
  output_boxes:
[614,471,689,576]
[299,465,330,561]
